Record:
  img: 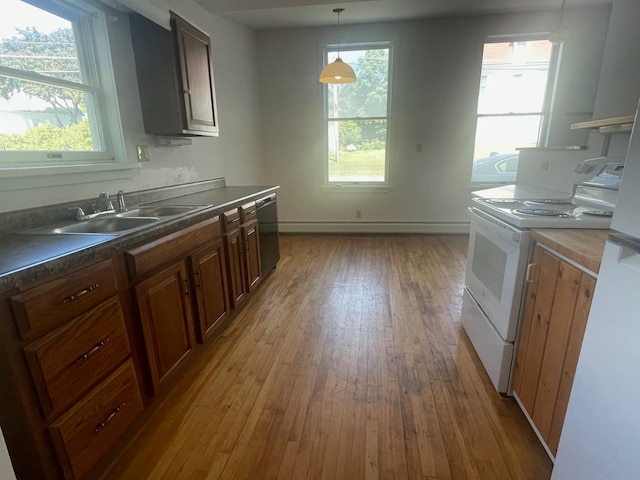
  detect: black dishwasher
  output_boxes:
[256,192,280,277]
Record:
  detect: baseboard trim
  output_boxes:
[278,222,470,234]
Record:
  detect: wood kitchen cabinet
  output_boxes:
[125,217,227,394]
[130,11,219,136]
[134,261,195,395]
[1,256,143,480]
[223,205,261,310]
[190,239,230,342]
[513,245,595,456]
[223,208,248,308]
[240,202,262,293]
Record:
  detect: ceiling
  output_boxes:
[193,0,612,29]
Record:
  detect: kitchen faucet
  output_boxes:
[70,191,120,221]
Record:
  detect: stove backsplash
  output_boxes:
[517,149,595,193]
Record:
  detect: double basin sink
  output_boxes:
[29,205,207,236]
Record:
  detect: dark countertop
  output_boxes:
[149,186,277,209]
[0,233,115,277]
[0,184,278,293]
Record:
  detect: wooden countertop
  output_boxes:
[531,229,611,274]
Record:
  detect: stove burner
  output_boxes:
[525,198,574,206]
[516,208,571,217]
[582,210,614,217]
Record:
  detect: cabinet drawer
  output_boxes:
[126,217,220,281]
[240,202,257,223]
[222,208,240,232]
[11,259,117,341]
[49,360,143,480]
[24,296,131,419]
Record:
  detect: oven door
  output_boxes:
[465,207,531,342]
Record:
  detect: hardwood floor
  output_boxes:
[101,235,552,480]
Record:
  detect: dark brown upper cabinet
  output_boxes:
[130,12,219,137]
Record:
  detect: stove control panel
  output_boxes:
[583,163,624,189]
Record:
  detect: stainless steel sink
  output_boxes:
[116,205,201,218]
[50,216,159,234]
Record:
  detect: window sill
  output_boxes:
[321,184,392,193]
[0,162,142,192]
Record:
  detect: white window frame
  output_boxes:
[0,0,127,173]
[322,42,393,188]
[472,34,562,182]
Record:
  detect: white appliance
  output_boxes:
[0,427,16,480]
[552,108,640,479]
[462,164,621,394]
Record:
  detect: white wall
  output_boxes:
[257,7,610,233]
[587,0,640,157]
[0,0,264,213]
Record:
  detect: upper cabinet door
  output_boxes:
[173,13,219,135]
[130,12,219,137]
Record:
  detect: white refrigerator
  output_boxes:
[552,105,640,479]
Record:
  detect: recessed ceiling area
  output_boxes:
[193,0,612,29]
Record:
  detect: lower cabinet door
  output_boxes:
[48,360,143,480]
[135,261,195,394]
[224,228,246,308]
[242,219,261,292]
[190,239,230,342]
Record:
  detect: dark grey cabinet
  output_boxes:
[130,12,219,137]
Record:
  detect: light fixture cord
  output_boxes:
[558,0,566,28]
[332,7,345,59]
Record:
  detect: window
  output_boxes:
[0,0,123,168]
[324,44,391,185]
[471,37,560,184]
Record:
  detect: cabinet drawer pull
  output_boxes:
[62,284,99,304]
[184,278,191,296]
[194,271,201,287]
[75,338,110,365]
[95,402,125,433]
[245,210,256,216]
[227,217,239,225]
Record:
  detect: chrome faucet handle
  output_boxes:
[94,192,114,212]
[116,190,127,212]
[69,207,87,221]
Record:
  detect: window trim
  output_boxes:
[0,0,127,171]
[471,34,561,185]
[322,41,393,188]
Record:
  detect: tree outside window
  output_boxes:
[0,0,118,164]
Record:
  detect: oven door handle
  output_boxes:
[468,207,522,243]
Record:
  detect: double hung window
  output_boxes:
[471,37,560,184]
[323,44,392,185]
[0,0,122,167]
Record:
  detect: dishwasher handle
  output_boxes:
[256,193,276,209]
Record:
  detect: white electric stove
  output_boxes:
[471,163,623,229]
[462,162,623,394]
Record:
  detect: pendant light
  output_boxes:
[319,8,357,84]
[549,0,567,45]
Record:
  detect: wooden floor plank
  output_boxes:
[100,235,552,480]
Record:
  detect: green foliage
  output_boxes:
[0,27,85,127]
[0,119,93,151]
[330,49,389,155]
[328,149,385,180]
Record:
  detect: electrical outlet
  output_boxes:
[540,160,550,171]
[416,143,423,153]
[356,209,362,218]
[137,145,150,162]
